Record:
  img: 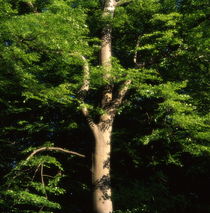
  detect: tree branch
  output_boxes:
[78,55,90,94]
[116,0,133,7]
[69,53,90,95]
[109,80,131,113]
[70,53,96,128]
[133,36,145,68]
[26,147,85,160]
[99,80,131,128]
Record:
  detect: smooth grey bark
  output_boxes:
[80,1,132,213]
[92,123,113,213]
[91,1,116,212]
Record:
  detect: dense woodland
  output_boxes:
[0,0,209,212]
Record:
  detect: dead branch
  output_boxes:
[27,147,85,160]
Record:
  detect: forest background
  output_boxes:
[0,0,209,212]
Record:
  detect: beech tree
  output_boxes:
[0,0,209,213]
[0,1,133,212]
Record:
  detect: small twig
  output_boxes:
[134,36,140,66]
[39,206,44,213]
[42,174,54,178]
[32,163,41,181]
[27,147,85,160]
[40,164,48,198]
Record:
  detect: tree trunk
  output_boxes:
[91,117,113,213]
[79,1,130,212]
[92,1,116,213]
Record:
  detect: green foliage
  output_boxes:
[0,0,16,18]
[0,0,91,107]
[1,153,65,212]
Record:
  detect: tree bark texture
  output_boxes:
[92,121,113,213]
